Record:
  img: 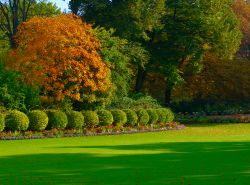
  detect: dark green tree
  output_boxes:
[69,0,166,92]
[151,0,242,104]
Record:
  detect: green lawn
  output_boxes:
[1,123,250,185]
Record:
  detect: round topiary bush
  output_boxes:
[46,110,68,129]
[123,109,138,126]
[28,110,49,131]
[5,110,29,131]
[82,111,99,128]
[0,113,5,132]
[111,109,127,126]
[147,109,158,125]
[66,111,84,129]
[136,109,149,125]
[157,108,167,123]
[164,108,175,123]
[97,110,113,126]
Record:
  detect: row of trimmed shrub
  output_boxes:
[0,108,174,132]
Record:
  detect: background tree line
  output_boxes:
[0,0,249,113]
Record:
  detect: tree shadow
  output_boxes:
[0,141,250,185]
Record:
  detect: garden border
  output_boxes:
[0,124,186,140]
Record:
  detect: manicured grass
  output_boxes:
[1,123,250,185]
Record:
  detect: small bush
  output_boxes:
[28,110,48,131]
[97,110,113,126]
[136,109,149,125]
[82,111,99,128]
[46,110,68,129]
[123,109,138,126]
[157,108,167,123]
[5,110,29,131]
[111,109,127,126]
[66,111,84,129]
[147,109,158,125]
[164,108,175,123]
[0,113,5,132]
[157,108,175,123]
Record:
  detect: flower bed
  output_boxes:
[0,123,185,140]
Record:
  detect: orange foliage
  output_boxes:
[10,14,111,101]
[232,0,250,45]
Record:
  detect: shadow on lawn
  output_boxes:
[0,141,250,185]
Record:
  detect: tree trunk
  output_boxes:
[134,66,146,92]
[164,82,174,105]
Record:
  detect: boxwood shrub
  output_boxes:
[28,110,48,131]
[164,108,175,123]
[136,109,149,125]
[46,110,68,129]
[123,109,138,126]
[147,109,158,125]
[157,108,167,123]
[111,109,127,126]
[97,110,113,126]
[5,110,29,131]
[66,111,84,129]
[0,113,5,132]
[82,111,99,128]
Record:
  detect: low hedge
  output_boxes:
[5,110,29,131]
[28,110,48,131]
[0,107,175,134]
[46,110,68,129]
[136,109,149,125]
[97,110,113,126]
[0,113,5,132]
[111,109,127,126]
[82,111,99,128]
[66,111,84,129]
[123,109,138,126]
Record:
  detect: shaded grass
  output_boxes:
[0,123,250,185]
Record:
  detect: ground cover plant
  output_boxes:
[0,123,250,185]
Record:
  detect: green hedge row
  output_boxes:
[0,108,174,132]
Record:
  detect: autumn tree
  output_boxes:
[11,14,111,102]
[232,0,250,57]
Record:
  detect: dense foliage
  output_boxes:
[46,110,68,129]
[11,14,111,102]
[0,0,249,119]
[111,109,127,126]
[66,111,84,129]
[5,110,29,131]
[97,110,113,126]
[123,109,138,126]
[0,61,40,111]
[136,109,150,125]
[28,110,48,131]
[0,113,4,132]
[147,109,159,125]
[82,111,99,128]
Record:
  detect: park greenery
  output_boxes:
[0,0,249,135]
[0,1,250,184]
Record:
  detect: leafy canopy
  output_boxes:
[11,14,111,102]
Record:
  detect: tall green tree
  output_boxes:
[153,0,242,104]
[69,0,166,92]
